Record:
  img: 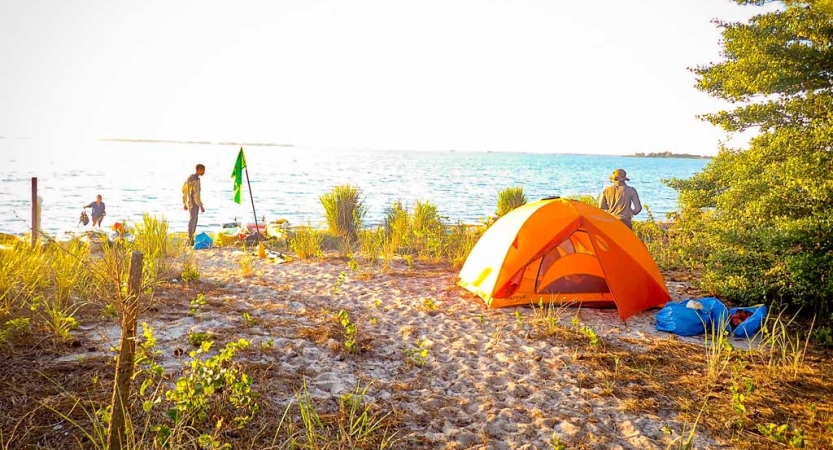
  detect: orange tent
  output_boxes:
[457,198,670,320]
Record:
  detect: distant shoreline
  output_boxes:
[100,138,294,148]
[626,151,710,159]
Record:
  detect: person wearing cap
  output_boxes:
[183,164,206,245]
[599,168,642,229]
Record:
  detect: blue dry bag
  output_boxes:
[728,304,767,338]
[655,301,707,336]
[194,232,214,250]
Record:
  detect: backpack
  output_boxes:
[182,178,193,206]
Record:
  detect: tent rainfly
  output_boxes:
[457,198,671,320]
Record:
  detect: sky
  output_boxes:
[0,0,778,156]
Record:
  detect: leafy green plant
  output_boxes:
[101,303,118,320]
[347,255,360,273]
[162,339,259,431]
[0,317,31,346]
[756,423,806,448]
[180,249,201,283]
[242,312,256,327]
[551,434,567,450]
[32,295,82,342]
[582,326,600,346]
[571,319,601,347]
[403,339,429,367]
[332,271,347,296]
[189,293,207,315]
[188,331,214,347]
[811,325,833,348]
[320,184,367,241]
[4,317,31,335]
[422,298,437,311]
[756,423,789,444]
[338,310,357,353]
[496,187,527,217]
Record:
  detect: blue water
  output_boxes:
[0,139,709,236]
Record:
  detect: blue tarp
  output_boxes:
[656,297,767,337]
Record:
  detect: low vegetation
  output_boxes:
[496,186,527,217]
[2,186,833,449]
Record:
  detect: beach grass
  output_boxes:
[496,186,527,217]
[2,192,833,449]
[320,184,367,242]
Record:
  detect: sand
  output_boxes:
[68,247,726,449]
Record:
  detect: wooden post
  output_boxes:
[107,251,143,450]
[31,177,38,247]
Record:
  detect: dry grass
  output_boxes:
[568,337,833,449]
[2,247,833,449]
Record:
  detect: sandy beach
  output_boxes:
[50,246,724,449]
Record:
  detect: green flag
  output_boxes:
[231,147,246,204]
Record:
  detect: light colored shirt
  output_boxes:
[599,182,642,226]
[184,174,203,208]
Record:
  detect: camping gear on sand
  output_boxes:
[266,220,289,240]
[194,232,214,250]
[457,198,670,320]
[727,304,767,338]
[246,223,266,235]
[215,226,242,246]
[655,297,729,337]
[655,298,766,338]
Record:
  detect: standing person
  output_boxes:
[599,168,642,229]
[83,195,106,227]
[183,164,206,245]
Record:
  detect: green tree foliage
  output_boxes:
[667,2,833,316]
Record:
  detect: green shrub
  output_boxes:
[496,187,527,217]
[566,194,597,207]
[445,221,481,268]
[320,185,367,241]
[358,227,385,266]
[133,213,173,288]
[161,340,258,435]
[383,200,411,255]
[411,200,446,260]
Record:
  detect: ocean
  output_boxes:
[0,139,709,236]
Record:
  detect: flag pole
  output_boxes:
[244,165,261,246]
